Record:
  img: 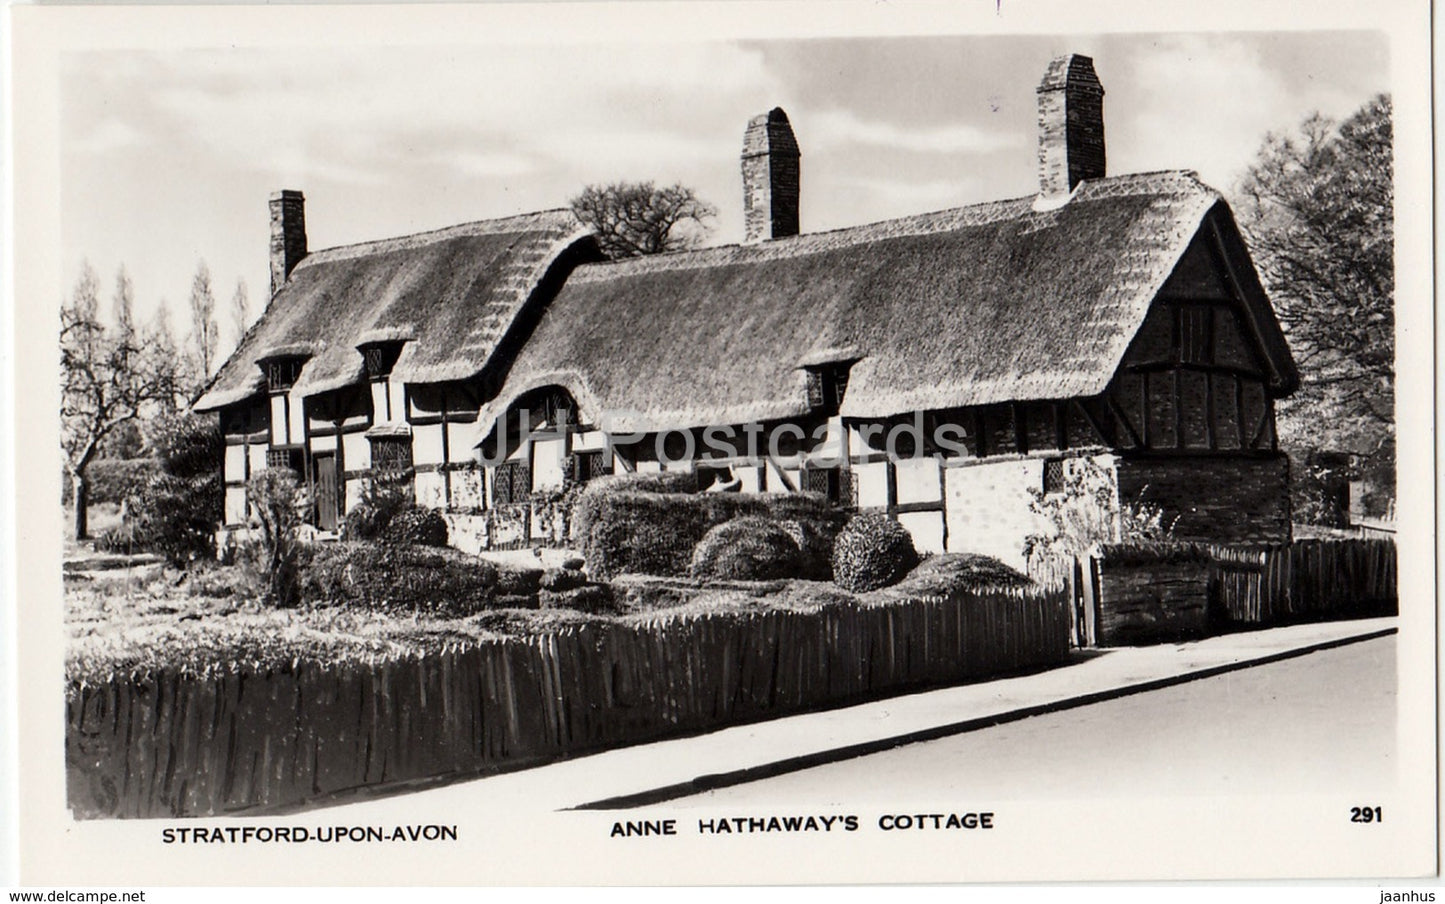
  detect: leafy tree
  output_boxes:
[61,264,173,539]
[188,261,220,379]
[569,181,718,259]
[1233,94,1394,514]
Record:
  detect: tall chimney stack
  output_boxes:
[741,107,800,244]
[269,190,308,298]
[1036,54,1105,198]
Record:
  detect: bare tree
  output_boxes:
[188,261,220,379]
[569,181,718,259]
[61,266,173,540]
[229,278,250,356]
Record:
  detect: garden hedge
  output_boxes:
[573,486,842,579]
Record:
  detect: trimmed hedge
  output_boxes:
[690,517,803,581]
[300,542,529,616]
[1098,541,1217,567]
[832,513,919,592]
[62,458,161,506]
[573,486,842,579]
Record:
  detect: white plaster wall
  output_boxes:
[531,437,566,491]
[445,514,488,555]
[413,423,446,465]
[450,469,484,511]
[895,457,942,504]
[224,486,248,526]
[854,460,889,509]
[287,390,306,444]
[943,458,1053,570]
[342,433,370,470]
[269,396,287,445]
[344,478,365,512]
[898,510,946,555]
[247,443,268,475]
[224,445,246,483]
[445,423,474,462]
[415,471,447,509]
[309,434,337,453]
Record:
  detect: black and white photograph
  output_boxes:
[4,0,1437,890]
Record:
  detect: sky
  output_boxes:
[59,30,1389,353]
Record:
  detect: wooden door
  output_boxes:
[314,452,339,532]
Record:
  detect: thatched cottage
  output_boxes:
[195,54,1298,567]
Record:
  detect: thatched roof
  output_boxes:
[477,171,1297,437]
[193,210,593,411]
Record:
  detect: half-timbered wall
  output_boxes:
[220,399,269,527]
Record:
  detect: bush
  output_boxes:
[61,458,162,506]
[832,513,919,592]
[126,472,223,566]
[894,553,1032,596]
[385,506,448,547]
[246,469,310,606]
[145,411,223,480]
[94,521,147,555]
[302,542,509,616]
[777,519,837,581]
[341,481,411,542]
[341,480,447,547]
[689,517,803,581]
[573,484,840,579]
[540,567,587,592]
[539,583,615,614]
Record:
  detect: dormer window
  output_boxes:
[359,341,404,380]
[259,355,306,392]
[803,363,852,414]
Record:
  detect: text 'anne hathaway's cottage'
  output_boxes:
[193,54,1299,568]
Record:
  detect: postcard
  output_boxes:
[6,0,1436,888]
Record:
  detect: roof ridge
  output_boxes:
[298,208,579,267]
[570,169,1212,281]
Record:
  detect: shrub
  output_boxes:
[246,469,310,606]
[94,521,147,555]
[573,484,840,579]
[690,517,803,581]
[832,513,918,592]
[125,472,223,567]
[385,506,448,547]
[540,567,587,592]
[301,542,509,616]
[341,480,447,547]
[1097,541,1215,567]
[61,458,161,506]
[145,411,223,480]
[539,583,615,614]
[777,519,838,581]
[341,480,411,542]
[894,553,1032,596]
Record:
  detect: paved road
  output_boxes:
[672,635,1397,805]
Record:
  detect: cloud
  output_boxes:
[66,117,149,156]
[807,108,1021,155]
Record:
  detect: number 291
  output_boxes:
[1350,806,1382,823]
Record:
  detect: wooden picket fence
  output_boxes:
[67,584,1072,819]
[1067,538,1398,646]
[1209,538,1397,626]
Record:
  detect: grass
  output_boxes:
[65,548,1046,684]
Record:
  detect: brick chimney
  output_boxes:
[269,190,307,298]
[1036,54,1105,198]
[741,107,800,244]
